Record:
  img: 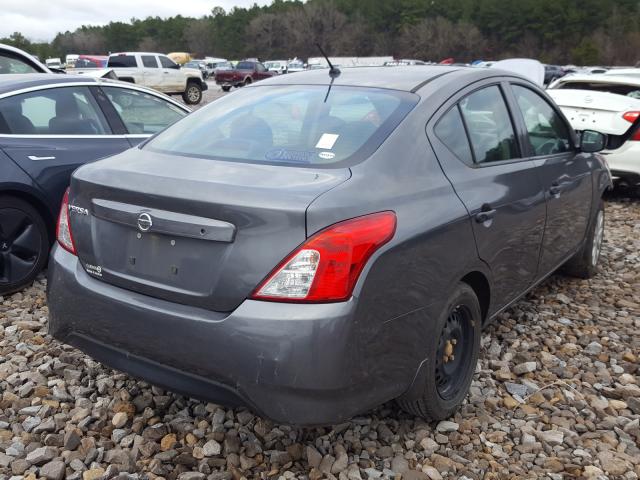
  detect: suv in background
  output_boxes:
[107,52,207,104]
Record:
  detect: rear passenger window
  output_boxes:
[0,87,110,135]
[107,55,137,68]
[460,86,519,164]
[435,106,473,165]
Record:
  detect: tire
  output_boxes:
[0,196,49,295]
[221,86,231,92]
[563,199,605,279]
[182,81,203,105]
[397,283,481,421]
[243,77,252,86]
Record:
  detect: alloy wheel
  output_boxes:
[0,207,41,285]
[591,209,604,266]
[187,86,201,102]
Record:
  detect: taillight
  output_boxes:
[251,211,397,303]
[56,187,77,255]
[622,111,640,141]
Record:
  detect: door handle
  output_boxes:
[27,155,56,161]
[475,205,496,224]
[549,182,561,196]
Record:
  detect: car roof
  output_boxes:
[250,65,511,92]
[0,74,98,95]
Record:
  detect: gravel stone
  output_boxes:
[40,460,66,480]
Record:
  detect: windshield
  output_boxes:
[145,85,417,167]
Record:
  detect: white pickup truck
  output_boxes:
[107,52,207,104]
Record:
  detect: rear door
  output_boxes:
[0,85,130,209]
[508,83,593,275]
[429,82,547,311]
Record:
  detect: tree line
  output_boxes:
[4,0,640,66]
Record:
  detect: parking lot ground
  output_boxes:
[0,197,638,477]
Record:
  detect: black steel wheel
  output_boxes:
[0,196,49,295]
[397,282,481,421]
[434,305,475,400]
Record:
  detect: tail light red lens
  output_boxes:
[251,211,397,303]
[622,111,640,140]
[56,187,77,255]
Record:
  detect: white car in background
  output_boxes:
[264,60,288,74]
[548,74,640,192]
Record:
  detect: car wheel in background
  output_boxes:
[243,77,252,86]
[182,81,203,105]
[222,86,231,92]
[0,196,49,295]
[563,199,605,278]
[397,283,481,421]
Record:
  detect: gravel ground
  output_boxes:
[0,189,639,480]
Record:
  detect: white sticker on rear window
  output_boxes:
[315,133,339,150]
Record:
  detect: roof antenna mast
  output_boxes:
[316,43,340,78]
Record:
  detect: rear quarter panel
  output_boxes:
[305,98,486,402]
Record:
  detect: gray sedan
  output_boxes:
[48,66,614,425]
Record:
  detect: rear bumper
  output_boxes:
[47,245,396,425]
[603,144,640,185]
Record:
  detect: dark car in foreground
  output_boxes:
[0,74,189,294]
[214,60,275,91]
[48,66,614,425]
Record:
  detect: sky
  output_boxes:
[1,0,271,42]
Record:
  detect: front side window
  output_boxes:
[159,56,177,69]
[435,106,474,165]
[0,87,110,135]
[146,85,417,166]
[512,85,572,156]
[459,86,519,164]
[142,55,158,68]
[102,86,186,134]
[0,53,40,74]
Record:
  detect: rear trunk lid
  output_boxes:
[548,89,640,135]
[69,148,350,312]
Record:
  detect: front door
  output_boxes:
[429,83,547,312]
[508,83,593,275]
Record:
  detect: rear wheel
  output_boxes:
[182,81,203,105]
[243,77,252,86]
[397,283,481,421]
[0,196,49,295]
[221,86,231,92]
[563,199,605,278]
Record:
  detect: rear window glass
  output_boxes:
[146,85,417,166]
[236,62,255,70]
[108,55,137,68]
[555,81,640,97]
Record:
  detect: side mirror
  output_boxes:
[580,130,607,153]
[171,63,181,69]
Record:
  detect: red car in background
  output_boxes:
[215,60,275,91]
[74,55,108,69]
